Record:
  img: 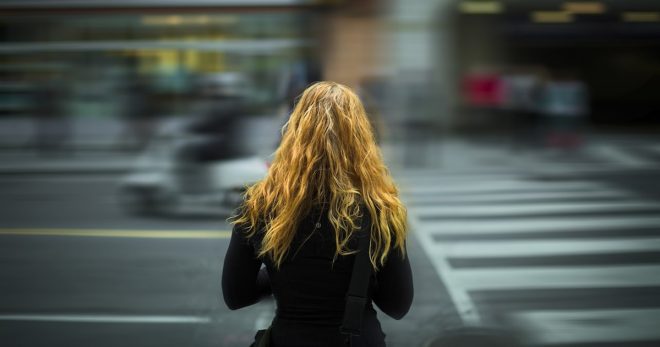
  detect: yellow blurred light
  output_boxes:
[563,2,606,14]
[532,11,574,23]
[622,12,660,22]
[142,15,182,26]
[459,1,503,14]
[142,15,236,26]
[184,50,199,71]
[165,16,182,25]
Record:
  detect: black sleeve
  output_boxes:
[371,241,414,320]
[221,222,272,310]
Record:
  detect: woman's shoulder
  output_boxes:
[230,204,266,241]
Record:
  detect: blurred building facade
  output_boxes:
[0,1,321,119]
[0,0,388,151]
[451,0,660,132]
[2,0,660,152]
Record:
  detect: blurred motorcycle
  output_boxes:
[117,119,268,217]
[117,73,269,217]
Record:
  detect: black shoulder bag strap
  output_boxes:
[340,214,372,346]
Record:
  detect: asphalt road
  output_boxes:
[399,163,660,347]
[6,156,660,347]
[0,173,454,347]
[0,174,228,230]
[0,174,267,347]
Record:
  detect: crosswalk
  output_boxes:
[589,142,660,170]
[399,169,660,346]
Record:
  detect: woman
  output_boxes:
[222,81,413,347]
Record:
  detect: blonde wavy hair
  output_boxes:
[230,81,407,270]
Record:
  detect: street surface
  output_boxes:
[0,171,453,347]
[1,137,660,346]
[395,139,660,346]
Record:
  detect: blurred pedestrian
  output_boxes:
[501,70,544,151]
[223,82,413,347]
[539,73,589,151]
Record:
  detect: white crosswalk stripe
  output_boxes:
[455,265,660,290]
[426,216,660,235]
[408,189,633,205]
[400,170,660,346]
[589,143,660,168]
[511,308,660,345]
[433,238,660,258]
[403,180,604,195]
[415,201,660,218]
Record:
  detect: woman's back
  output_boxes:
[264,206,359,326]
[225,204,413,347]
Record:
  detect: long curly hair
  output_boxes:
[230,81,407,269]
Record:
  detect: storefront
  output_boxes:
[0,1,326,119]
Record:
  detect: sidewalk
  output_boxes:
[0,114,281,175]
[0,150,136,175]
[0,116,125,150]
[384,133,660,175]
[2,113,660,176]
[0,116,133,174]
[2,136,660,176]
[0,137,506,176]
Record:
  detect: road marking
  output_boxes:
[0,228,231,239]
[396,173,525,184]
[402,168,660,345]
[415,201,660,218]
[455,264,660,290]
[436,238,660,258]
[394,170,522,179]
[0,314,210,323]
[408,190,631,204]
[512,308,660,345]
[407,206,482,325]
[592,145,651,167]
[425,216,660,235]
[403,180,601,195]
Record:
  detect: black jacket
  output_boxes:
[222,206,414,346]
